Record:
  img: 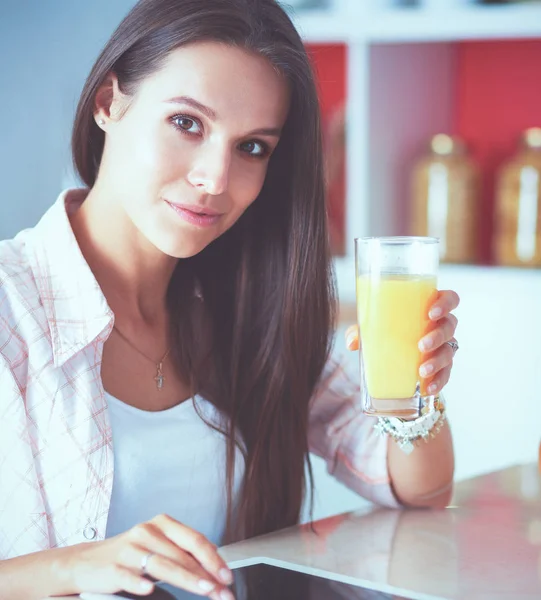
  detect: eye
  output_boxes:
[239,140,269,158]
[171,115,202,135]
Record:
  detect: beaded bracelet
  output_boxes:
[374,397,446,455]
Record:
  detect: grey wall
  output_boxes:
[0,0,137,239]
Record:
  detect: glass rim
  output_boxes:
[354,236,439,245]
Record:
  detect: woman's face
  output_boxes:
[97,41,290,258]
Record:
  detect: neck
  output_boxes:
[70,182,178,327]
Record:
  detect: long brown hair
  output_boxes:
[72,0,336,543]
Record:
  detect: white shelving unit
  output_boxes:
[289,2,541,300]
[289,2,541,518]
[293,4,541,43]
[365,4,541,43]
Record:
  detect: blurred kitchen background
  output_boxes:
[1,0,540,520]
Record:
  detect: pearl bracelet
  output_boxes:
[374,397,446,455]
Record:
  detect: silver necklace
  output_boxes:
[112,325,171,391]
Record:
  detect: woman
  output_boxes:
[0,0,459,598]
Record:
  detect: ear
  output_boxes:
[94,72,128,128]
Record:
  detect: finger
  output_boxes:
[419,315,458,353]
[152,514,233,586]
[345,324,359,351]
[425,365,452,395]
[124,528,225,597]
[119,541,215,588]
[127,523,220,583]
[102,563,155,596]
[210,590,233,600]
[139,553,233,598]
[419,342,454,380]
[428,290,460,321]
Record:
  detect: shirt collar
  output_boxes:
[28,189,114,367]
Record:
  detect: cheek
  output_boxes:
[230,162,268,211]
[117,119,184,186]
[138,138,181,185]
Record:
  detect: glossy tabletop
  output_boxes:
[220,463,541,600]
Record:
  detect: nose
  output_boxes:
[186,145,231,196]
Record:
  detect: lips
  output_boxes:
[168,202,223,216]
[164,199,223,228]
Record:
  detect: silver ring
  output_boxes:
[446,340,459,354]
[140,552,155,575]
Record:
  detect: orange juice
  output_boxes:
[356,274,438,399]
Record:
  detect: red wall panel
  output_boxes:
[455,40,541,263]
[307,44,347,254]
[307,43,347,119]
[306,40,541,262]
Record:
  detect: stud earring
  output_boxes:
[98,119,105,126]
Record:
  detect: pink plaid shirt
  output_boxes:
[0,190,398,560]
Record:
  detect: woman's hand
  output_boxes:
[57,514,234,599]
[345,289,460,396]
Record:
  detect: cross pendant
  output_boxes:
[155,362,165,391]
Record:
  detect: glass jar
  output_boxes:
[494,127,541,268]
[411,134,480,264]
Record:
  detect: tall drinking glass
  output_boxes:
[355,237,439,420]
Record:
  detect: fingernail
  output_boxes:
[220,590,235,600]
[419,363,433,377]
[219,568,233,585]
[428,383,438,394]
[199,580,216,592]
[419,338,433,352]
[429,307,443,320]
[346,332,356,350]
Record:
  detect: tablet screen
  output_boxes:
[229,563,420,600]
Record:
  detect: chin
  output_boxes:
[155,237,213,259]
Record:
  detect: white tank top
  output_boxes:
[104,392,245,548]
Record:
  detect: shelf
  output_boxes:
[293,4,541,44]
[333,256,541,304]
[366,4,541,43]
[290,9,353,44]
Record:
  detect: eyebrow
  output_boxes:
[165,95,282,138]
[166,95,217,119]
